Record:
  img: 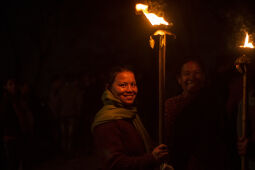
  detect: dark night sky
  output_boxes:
[1,0,255,98]
[1,0,255,145]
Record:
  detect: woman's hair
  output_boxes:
[176,57,205,76]
[105,65,135,90]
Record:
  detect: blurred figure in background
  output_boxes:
[0,78,21,170]
[18,81,35,136]
[17,81,35,170]
[48,75,64,152]
[164,59,226,170]
[58,75,83,155]
[78,72,98,155]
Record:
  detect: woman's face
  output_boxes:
[178,61,205,95]
[5,79,16,95]
[110,71,138,105]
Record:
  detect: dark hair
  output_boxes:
[176,57,205,76]
[2,77,16,86]
[105,65,135,90]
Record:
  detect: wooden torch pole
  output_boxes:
[158,33,166,144]
[241,64,247,170]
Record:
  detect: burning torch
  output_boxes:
[235,32,254,170]
[135,3,176,145]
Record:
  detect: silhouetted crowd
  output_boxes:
[0,72,104,170]
[0,58,255,170]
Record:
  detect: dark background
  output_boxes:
[1,0,255,166]
[1,0,255,95]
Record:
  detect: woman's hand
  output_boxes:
[152,144,168,160]
[237,136,248,155]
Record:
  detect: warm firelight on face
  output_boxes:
[240,32,254,48]
[136,3,169,26]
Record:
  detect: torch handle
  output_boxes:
[158,34,166,144]
[242,66,247,137]
[241,65,247,170]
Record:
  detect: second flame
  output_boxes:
[240,32,254,48]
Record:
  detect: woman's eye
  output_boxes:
[183,72,190,76]
[119,84,126,87]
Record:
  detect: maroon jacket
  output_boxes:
[164,90,226,170]
[93,119,158,170]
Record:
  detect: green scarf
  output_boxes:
[91,89,152,153]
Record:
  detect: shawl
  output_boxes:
[91,89,152,153]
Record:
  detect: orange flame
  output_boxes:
[136,3,169,26]
[240,32,254,48]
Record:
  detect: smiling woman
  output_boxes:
[91,66,168,170]
[164,59,228,170]
[177,60,205,97]
[109,71,138,105]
